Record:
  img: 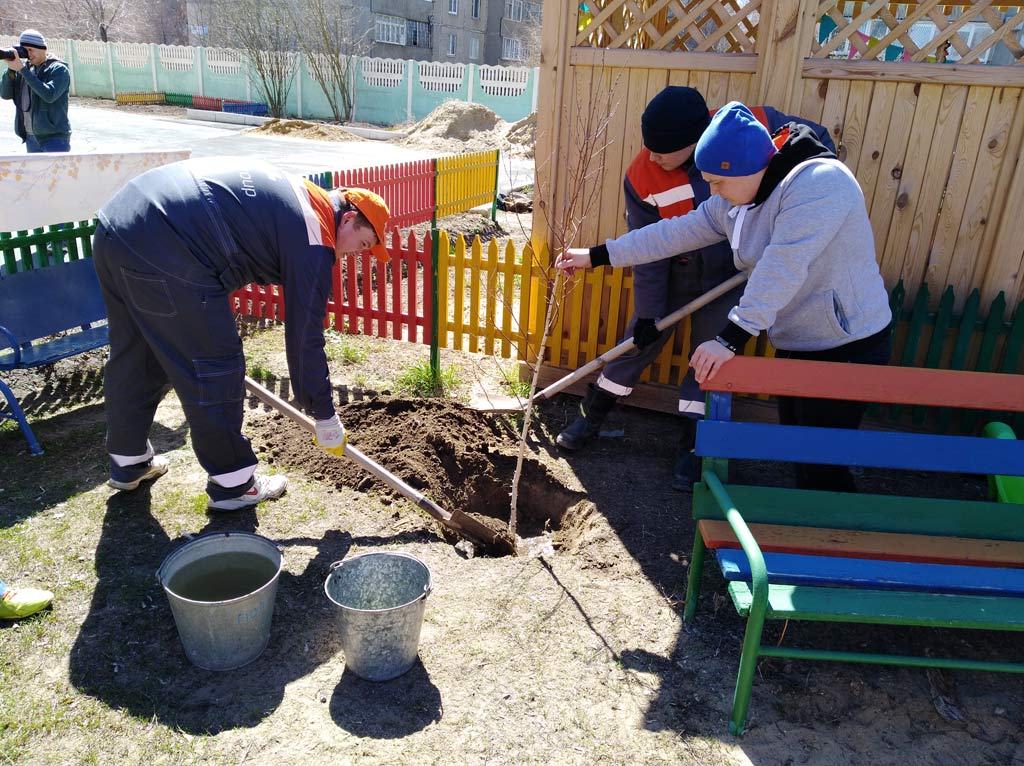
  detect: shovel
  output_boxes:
[473,271,749,412]
[244,376,515,555]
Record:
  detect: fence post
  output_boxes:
[407,59,415,123]
[151,43,158,92]
[107,41,116,99]
[197,46,205,96]
[430,227,441,383]
[467,62,475,103]
[296,52,303,119]
[67,40,77,96]
[491,149,500,221]
[348,55,357,122]
[752,0,815,113]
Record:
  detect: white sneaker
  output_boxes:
[207,474,289,511]
[108,455,170,491]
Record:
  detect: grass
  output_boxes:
[324,331,368,365]
[394,359,461,397]
[499,372,532,401]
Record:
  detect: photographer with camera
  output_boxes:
[1,30,71,152]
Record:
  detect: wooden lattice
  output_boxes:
[813,0,1024,64]
[575,0,761,52]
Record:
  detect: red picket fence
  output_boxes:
[231,231,432,345]
[332,161,435,232]
[329,231,432,343]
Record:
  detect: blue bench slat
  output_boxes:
[0,324,108,370]
[696,421,1024,477]
[717,549,1024,598]
[0,259,107,343]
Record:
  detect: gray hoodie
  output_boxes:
[605,157,892,352]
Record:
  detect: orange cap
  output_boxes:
[344,188,391,262]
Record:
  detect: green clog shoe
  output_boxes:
[0,587,53,619]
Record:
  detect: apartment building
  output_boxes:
[358,0,541,65]
[183,0,539,66]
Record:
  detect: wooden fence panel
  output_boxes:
[535,0,1024,412]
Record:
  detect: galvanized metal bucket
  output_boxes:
[324,551,432,681]
[156,532,283,671]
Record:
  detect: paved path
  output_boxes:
[0,99,533,190]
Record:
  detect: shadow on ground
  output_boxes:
[68,487,441,736]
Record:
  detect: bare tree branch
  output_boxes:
[220,0,298,117]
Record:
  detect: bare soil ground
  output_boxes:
[2,104,1022,766]
[2,316,1022,766]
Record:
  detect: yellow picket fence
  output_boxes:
[433,231,751,402]
[435,230,537,361]
[435,151,500,221]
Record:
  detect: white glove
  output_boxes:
[314,413,346,457]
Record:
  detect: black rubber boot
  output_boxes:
[672,418,701,492]
[556,384,618,451]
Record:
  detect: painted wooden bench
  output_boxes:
[0,258,108,455]
[685,357,1024,735]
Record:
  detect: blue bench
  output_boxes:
[687,357,1024,735]
[0,258,109,455]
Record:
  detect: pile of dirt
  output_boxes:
[504,112,536,158]
[405,211,510,246]
[246,395,594,551]
[249,118,367,142]
[401,101,536,157]
[403,101,503,142]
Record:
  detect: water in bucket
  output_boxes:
[157,532,283,671]
[167,551,279,602]
[325,551,432,681]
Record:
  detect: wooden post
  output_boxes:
[533,0,577,263]
[753,0,817,113]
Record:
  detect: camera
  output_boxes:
[0,46,28,61]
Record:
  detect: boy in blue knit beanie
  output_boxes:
[556,100,894,492]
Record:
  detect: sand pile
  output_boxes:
[504,112,536,158]
[249,119,367,142]
[401,101,536,157]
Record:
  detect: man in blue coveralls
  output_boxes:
[92,158,391,511]
[556,87,833,491]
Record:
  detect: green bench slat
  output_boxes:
[692,482,1024,541]
[726,581,1024,630]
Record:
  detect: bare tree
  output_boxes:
[60,0,129,41]
[290,0,368,123]
[220,0,298,118]
[505,67,623,538]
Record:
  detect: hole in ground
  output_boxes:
[247,397,596,557]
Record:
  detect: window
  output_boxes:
[375,14,406,45]
[469,37,480,60]
[505,0,523,21]
[448,0,458,14]
[471,0,480,19]
[525,2,541,22]
[407,19,430,47]
[502,36,523,60]
[447,33,457,56]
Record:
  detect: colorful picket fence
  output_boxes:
[435,152,501,222]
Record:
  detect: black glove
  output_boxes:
[632,317,661,350]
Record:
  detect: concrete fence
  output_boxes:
[0,36,539,126]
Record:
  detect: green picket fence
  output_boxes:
[886,279,1024,434]
[0,221,97,275]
